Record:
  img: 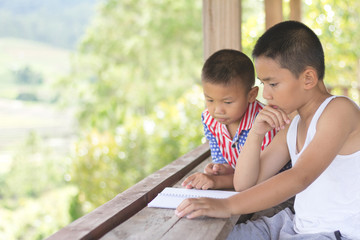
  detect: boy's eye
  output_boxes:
[206,99,213,103]
[224,101,232,104]
[269,83,278,87]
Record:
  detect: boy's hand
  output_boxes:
[204,163,234,175]
[253,105,290,135]
[175,197,231,219]
[181,172,216,190]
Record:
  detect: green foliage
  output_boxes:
[0,132,76,240]
[69,193,85,221]
[59,0,205,211]
[0,132,67,207]
[62,0,203,131]
[0,186,77,240]
[303,0,360,87]
[69,86,204,209]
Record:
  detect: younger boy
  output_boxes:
[183,49,284,190]
[176,21,360,239]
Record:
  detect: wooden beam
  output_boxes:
[202,0,242,60]
[265,0,283,29]
[290,0,301,21]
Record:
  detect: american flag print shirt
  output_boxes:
[202,100,276,168]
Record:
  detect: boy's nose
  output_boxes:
[214,104,225,114]
[262,86,272,100]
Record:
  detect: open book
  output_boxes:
[148,187,237,209]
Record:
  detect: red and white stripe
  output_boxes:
[203,101,276,167]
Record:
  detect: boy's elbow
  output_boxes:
[234,184,245,192]
[233,179,256,192]
[233,181,241,192]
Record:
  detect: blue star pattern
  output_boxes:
[203,121,249,165]
[203,121,227,164]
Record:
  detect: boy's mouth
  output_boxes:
[215,117,227,123]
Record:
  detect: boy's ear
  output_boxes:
[247,86,259,103]
[302,67,318,90]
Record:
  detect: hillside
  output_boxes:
[0,0,100,49]
[0,37,71,81]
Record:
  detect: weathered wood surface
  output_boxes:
[101,157,240,240]
[47,144,211,240]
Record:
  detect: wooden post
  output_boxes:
[202,0,242,60]
[265,0,283,29]
[290,0,302,21]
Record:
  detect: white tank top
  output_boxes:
[287,96,360,239]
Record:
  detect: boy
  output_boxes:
[182,49,284,190]
[176,21,360,239]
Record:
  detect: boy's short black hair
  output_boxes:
[202,49,255,91]
[252,21,325,81]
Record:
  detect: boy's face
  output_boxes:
[202,80,256,128]
[255,56,303,114]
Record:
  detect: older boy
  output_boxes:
[182,49,289,190]
[176,21,360,239]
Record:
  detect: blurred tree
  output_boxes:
[0,132,67,208]
[61,0,205,210]
[303,0,360,89]
[13,66,44,85]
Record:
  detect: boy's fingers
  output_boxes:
[259,111,277,128]
[182,174,195,187]
[176,198,201,218]
[175,199,193,217]
[213,164,221,171]
[204,163,214,174]
[187,209,206,219]
[214,164,225,175]
[262,106,289,130]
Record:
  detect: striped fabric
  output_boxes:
[202,101,276,168]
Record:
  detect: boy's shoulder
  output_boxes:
[319,96,360,130]
[325,96,359,116]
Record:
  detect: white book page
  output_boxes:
[148,187,237,209]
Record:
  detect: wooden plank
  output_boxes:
[160,216,238,240]
[101,158,240,240]
[47,144,210,240]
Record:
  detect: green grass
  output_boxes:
[0,37,71,82]
[0,37,72,101]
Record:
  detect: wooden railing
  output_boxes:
[47,144,212,240]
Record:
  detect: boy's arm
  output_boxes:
[176,98,360,218]
[233,106,291,191]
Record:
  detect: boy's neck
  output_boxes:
[297,84,331,124]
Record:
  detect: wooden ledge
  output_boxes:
[47,144,210,240]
